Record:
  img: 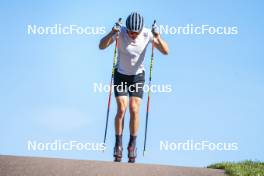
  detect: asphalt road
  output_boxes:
[0,155,226,176]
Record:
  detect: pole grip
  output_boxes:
[152,20,156,28]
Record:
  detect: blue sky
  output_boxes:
[0,0,263,167]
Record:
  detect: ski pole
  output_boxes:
[103,18,122,150]
[143,20,156,156]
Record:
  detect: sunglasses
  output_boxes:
[127,30,140,36]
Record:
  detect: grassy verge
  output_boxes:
[208,160,264,176]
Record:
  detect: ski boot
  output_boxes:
[127,146,137,163]
[113,145,123,162]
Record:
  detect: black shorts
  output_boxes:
[114,69,145,98]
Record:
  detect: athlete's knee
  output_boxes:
[129,101,139,115]
[116,105,126,119]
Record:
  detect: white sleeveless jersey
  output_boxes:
[113,26,154,75]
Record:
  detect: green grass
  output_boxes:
[208,160,264,176]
